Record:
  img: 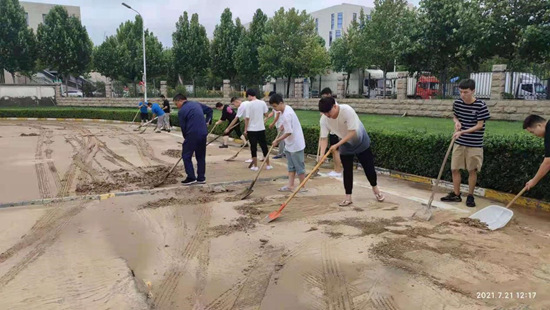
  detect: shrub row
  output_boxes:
[1,107,547,201]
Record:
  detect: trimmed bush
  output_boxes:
[2,107,547,201]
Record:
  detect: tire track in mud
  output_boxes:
[0,202,87,288]
[303,241,356,310]
[204,237,314,310]
[152,204,213,309]
[107,124,169,166]
[33,128,53,199]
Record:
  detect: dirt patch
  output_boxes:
[20,133,39,137]
[453,217,489,230]
[370,236,473,261]
[352,207,364,212]
[235,204,262,216]
[210,217,256,237]
[75,166,183,195]
[318,216,406,236]
[161,149,181,158]
[138,196,214,210]
[200,185,234,193]
[305,227,318,232]
[326,231,343,239]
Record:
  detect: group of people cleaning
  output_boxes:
[142,78,550,208]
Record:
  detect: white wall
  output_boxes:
[0,84,55,99]
[20,1,81,32]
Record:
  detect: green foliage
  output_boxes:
[210,8,240,80]
[36,6,93,81]
[234,9,268,88]
[258,8,330,97]
[0,0,37,79]
[172,12,210,85]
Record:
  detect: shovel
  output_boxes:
[134,116,158,132]
[265,151,331,223]
[154,158,182,187]
[225,142,248,161]
[130,109,140,125]
[206,122,238,146]
[238,131,282,200]
[412,137,456,221]
[469,187,526,230]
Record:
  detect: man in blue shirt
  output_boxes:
[138,98,149,124]
[147,102,167,133]
[174,94,208,185]
[201,103,213,125]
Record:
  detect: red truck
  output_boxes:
[407,75,440,99]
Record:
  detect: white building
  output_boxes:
[2,1,81,84]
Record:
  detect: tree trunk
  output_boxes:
[134,82,137,97]
[318,75,322,94]
[193,79,196,97]
[286,76,292,98]
[64,75,69,97]
[346,72,351,97]
[383,71,387,99]
[11,72,16,84]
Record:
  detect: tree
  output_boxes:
[210,8,240,81]
[0,0,37,82]
[37,6,92,93]
[480,0,550,68]
[362,0,414,97]
[172,12,210,90]
[94,16,165,94]
[234,9,268,88]
[329,17,364,96]
[258,7,330,97]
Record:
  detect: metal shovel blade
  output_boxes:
[265,210,281,223]
[469,205,514,230]
[239,188,253,200]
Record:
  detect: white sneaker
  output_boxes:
[266,165,273,170]
[328,171,342,178]
[245,159,253,163]
[250,166,259,171]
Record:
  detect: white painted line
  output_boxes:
[46,118,57,121]
[27,118,38,121]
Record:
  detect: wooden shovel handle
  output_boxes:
[277,151,332,213]
[505,187,527,209]
[427,137,456,207]
[208,123,218,136]
[247,131,282,189]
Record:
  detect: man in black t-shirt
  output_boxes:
[215,101,244,148]
[161,95,171,131]
[523,115,550,190]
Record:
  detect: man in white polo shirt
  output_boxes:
[244,89,272,171]
[269,93,306,192]
[318,96,385,206]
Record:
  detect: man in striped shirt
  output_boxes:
[441,79,490,207]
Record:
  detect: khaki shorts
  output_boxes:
[451,144,483,172]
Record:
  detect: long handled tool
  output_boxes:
[134,116,158,132]
[266,151,331,223]
[208,123,218,137]
[469,187,526,230]
[412,137,456,221]
[154,158,182,187]
[206,122,238,146]
[312,137,322,178]
[130,109,140,125]
[238,131,282,200]
[225,142,247,161]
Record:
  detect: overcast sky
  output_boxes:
[25,0,420,47]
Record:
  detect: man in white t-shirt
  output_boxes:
[244,89,272,171]
[270,93,306,192]
[318,96,385,206]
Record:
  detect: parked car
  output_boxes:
[66,90,83,97]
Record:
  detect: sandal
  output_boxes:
[375,193,385,202]
[278,186,292,192]
[338,200,353,207]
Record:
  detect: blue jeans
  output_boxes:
[181,135,207,181]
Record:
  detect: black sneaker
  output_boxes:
[219,144,228,148]
[196,179,206,184]
[441,192,462,202]
[466,195,476,207]
[181,178,197,185]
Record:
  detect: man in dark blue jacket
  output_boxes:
[174,94,208,185]
[201,103,213,125]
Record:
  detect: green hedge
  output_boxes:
[1,107,547,201]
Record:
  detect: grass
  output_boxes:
[0,106,525,137]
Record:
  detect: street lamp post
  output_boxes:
[122,2,147,103]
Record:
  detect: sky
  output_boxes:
[24,0,421,47]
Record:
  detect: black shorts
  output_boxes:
[140,112,149,121]
[329,133,340,147]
